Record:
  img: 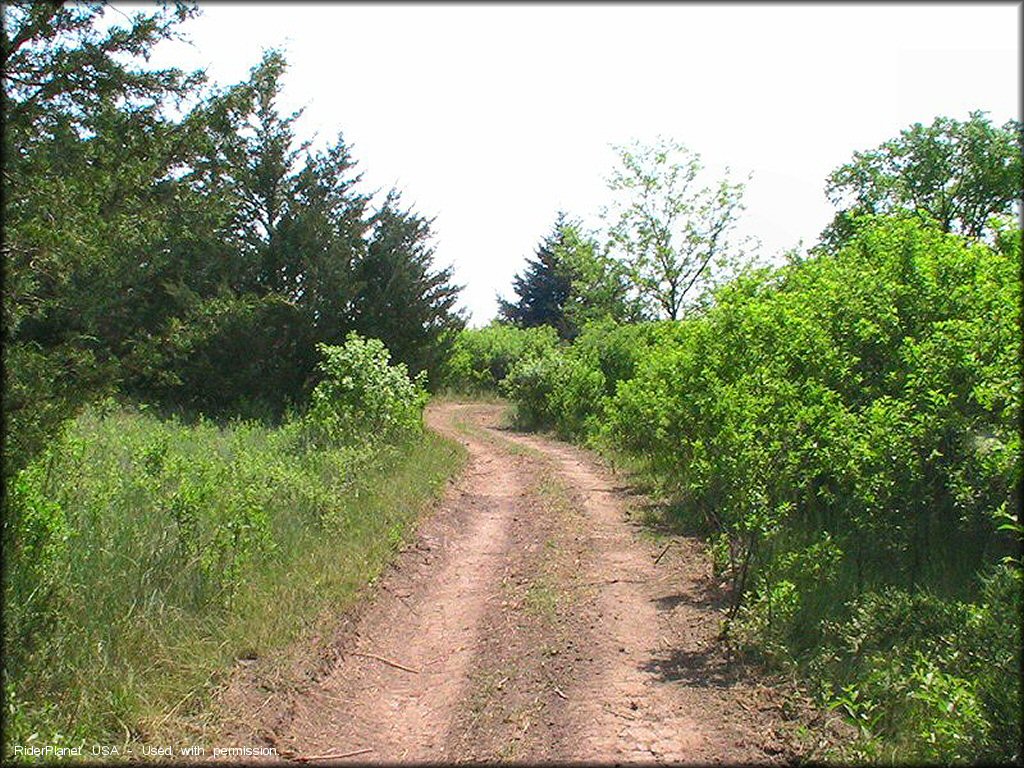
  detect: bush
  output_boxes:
[502,348,605,439]
[304,332,428,449]
[499,319,671,440]
[569,318,661,397]
[609,216,1019,593]
[127,293,317,421]
[2,335,456,754]
[507,215,1020,760]
[442,322,558,393]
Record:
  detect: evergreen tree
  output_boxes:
[196,49,311,296]
[2,7,466,432]
[349,190,466,388]
[282,134,370,341]
[138,58,371,416]
[498,213,577,339]
[2,2,203,470]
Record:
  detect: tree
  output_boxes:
[603,137,750,320]
[197,49,313,296]
[2,1,202,471]
[136,56,373,416]
[821,111,1023,247]
[278,133,370,338]
[348,189,466,388]
[498,213,577,339]
[553,220,636,328]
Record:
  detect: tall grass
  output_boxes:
[3,398,464,755]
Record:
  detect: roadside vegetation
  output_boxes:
[4,334,464,752]
[451,115,1022,763]
[3,3,1020,764]
[2,5,465,759]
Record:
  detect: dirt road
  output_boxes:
[219,401,837,762]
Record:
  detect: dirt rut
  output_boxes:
[500,429,798,763]
[272,403,523,760]
[218,401,837,762]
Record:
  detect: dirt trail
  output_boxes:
[219,401,837,763]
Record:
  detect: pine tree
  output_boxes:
[348,190,466,388]
[498,213,577,339]
[2,2,202,470]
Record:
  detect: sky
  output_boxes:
[125,2,1020,325]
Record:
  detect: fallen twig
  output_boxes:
[349,651,419,674]
[553,686,568,700]
[295,747,374,761]
[653,542,673,565]
[603,705,637,721]
[253,692,276,715]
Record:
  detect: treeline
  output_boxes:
[3,4,464,475]
[446,115,1022,762]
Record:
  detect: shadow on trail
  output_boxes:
[652,576,730,613]
[644,580,745,689]
[641,647,744,689]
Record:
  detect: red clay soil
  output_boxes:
[213,401,847,763]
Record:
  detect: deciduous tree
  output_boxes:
[553,219,636,328]
[602,137,750,320]
[821,110,1022,247]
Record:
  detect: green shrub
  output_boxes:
[529,214,1021,760]
[812,572,1021,763]
[502,348,605,439]
[609,216,1018,595]
[305,332,428,449]
[442,322,558,393]
[569,318,661,397]
[2,336,460,755]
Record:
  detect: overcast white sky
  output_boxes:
[131,2,1020,325]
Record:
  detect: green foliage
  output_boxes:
[569,319,662,397]
[603,136,753,319]
[815,571,1021,763]
[2,2,203,473]
[822,110,1023,246]
[348,189,466,388]
[555,221,637,328]
[132,293,317,419]
[498,212,578,339]
[502,349,605,439]
[608,215,1018,594]
[499,214,638,339]
[442,322,559,393]
[500,318,664,439]
[305,333,429,450]
[504,214,1020,761]
[2,380,459,753]
[2,8,466,467]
